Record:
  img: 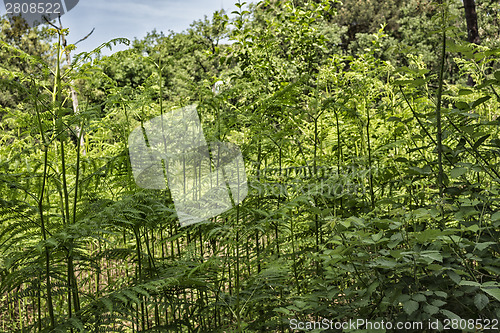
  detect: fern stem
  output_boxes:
[34,82,55,330]
[236,205,241,333]
[366,99,375,210]
[436,3,447,197]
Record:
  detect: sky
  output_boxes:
[3,0,254,55]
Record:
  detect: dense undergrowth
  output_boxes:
[0,0,499,332]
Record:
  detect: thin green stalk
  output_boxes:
[133,225,146,331]
[256,141,262,273]
[72,119,84,226]
[235,206,241,333]
[70,119,84,315]
[313,114,320,255]
[333,108,343,210]
[290,212,300,294]
[34,85,55,329]
[436,5,447,197]
[57,40,77,326]
[365,101,375,209]
[37,274,41,332]
[18,298,22,331]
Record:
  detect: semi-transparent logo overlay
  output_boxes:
[128,105,248,227]
[3,0,79,28]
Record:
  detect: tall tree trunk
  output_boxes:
[464,0,481,45]
[463,0,481,86]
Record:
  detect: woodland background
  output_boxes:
[0,0,499,332]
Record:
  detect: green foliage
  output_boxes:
[0,0,499,332]
[0,15,53,112]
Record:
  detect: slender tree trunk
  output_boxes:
[464,0,480,45]
[463,0,481,86]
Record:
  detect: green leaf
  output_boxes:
[398,294,411,302]
[427,264,443,271]
[492,211,500,221]
[371,232,383,242]
[448,270,461,285]
[132,286,150,298]
[367,281,379,295]
[114,293,128,304]
[455,101,470,110]
[446,40,474,54]
[339,219,351,229]
[458,89,473,95]
[440,309,461,320]
[473,134,490,150]
[408,78,426,87]
[467,224,480,232]
[431,299,446,307]
[403,300,419,315]
[450,167,467,178]
[372,258,398,268]
[122,290,141,304]
[474,293,489,311]
[424,303,439,315]
[390,250,402,258]
[415,229,448,243]
[101,298,113,312]
[311,207,322,214]
[274,307,291,315]
[482,287,500,302]
[414,208,430,219]
[474,242,496,251]
[68,318,85,330]
[460,280,481,287]
[470,96,491,109]
[494,70,500,81]
[346,216,365,227]
[420,251,443,263]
